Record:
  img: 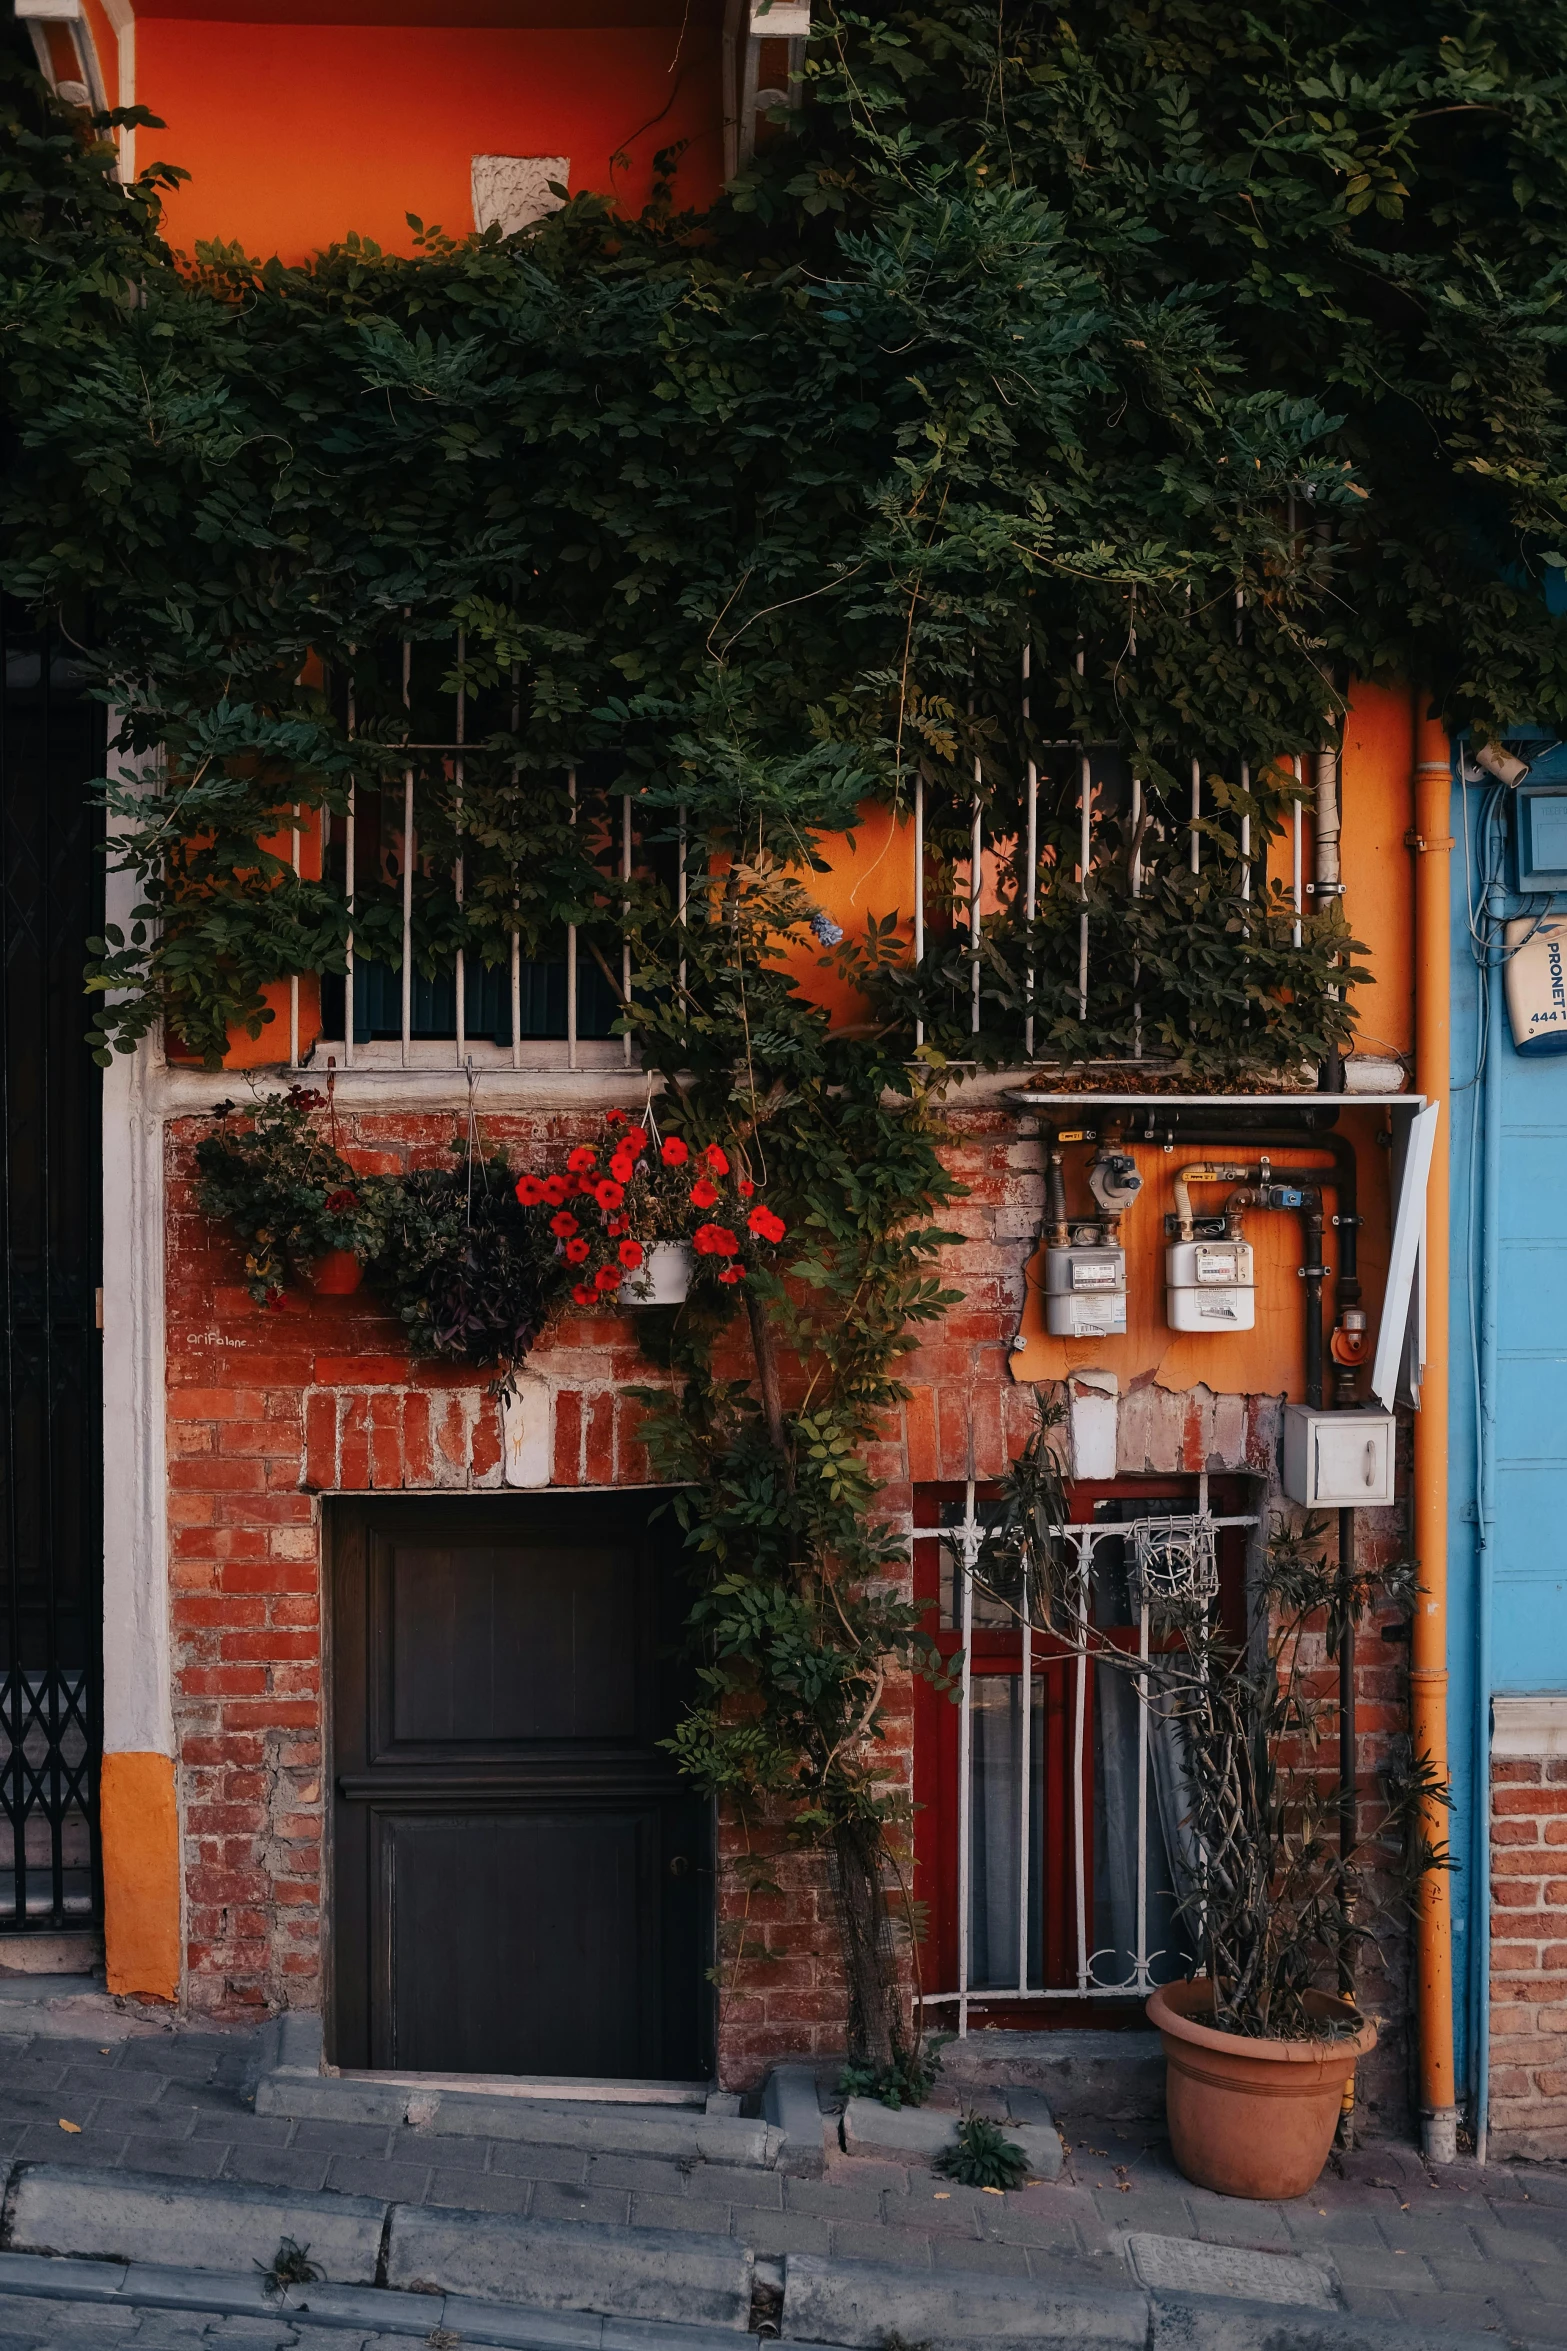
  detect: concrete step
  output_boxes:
[0,1974,171,2041]
[252,2012,781,2169]
[936,2027,1165,2120]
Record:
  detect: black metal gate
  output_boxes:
[0,602,103,1932]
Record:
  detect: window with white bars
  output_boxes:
[258,632,1321,1079]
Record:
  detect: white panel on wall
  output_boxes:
[471,156,570,237]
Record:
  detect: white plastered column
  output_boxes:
[100,734,173,1765]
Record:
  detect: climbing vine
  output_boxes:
[6,0,1567,2056]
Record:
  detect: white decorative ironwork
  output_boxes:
[1129,1513,1218,1611]
[927,1478,1257,2034]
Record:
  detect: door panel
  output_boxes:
[330,1494,710,2079]
[386,1542,638,1748]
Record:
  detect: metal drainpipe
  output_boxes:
[1411,704,1458,2164]
[1315,727,1346,1093]
[1473,812,1505,2166]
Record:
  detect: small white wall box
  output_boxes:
[1510,782,1567,893]
[1165,1238,1255,1332]
[1044,1241,1126,1338]
[1282,1406,1396,1507]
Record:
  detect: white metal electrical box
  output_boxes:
[1044,1242,1126,1337]
[1165,1238,1255,1332]
[1281,1406,1396,1507]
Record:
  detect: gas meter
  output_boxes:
[1165,1235,1256,1331]
[1044,1225,1127,1338]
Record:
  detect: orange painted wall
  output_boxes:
[780,800,917,1026]
[101,1750,181,2002]
[1008,1114,1394,1400]
[135,16,724,261]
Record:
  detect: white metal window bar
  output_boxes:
[927,1478,1258,2035]
[295,640,625,1073]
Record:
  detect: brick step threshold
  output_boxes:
[0,2163,1542,2351]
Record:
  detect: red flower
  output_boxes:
[604,1109,626,1127]
[660,1137,689,1167]
[609,1153,635,1184]
[594,1178,625,1212]
[515,1174,546,1205]
[572,1282,595,1306]
[703,1144,730,1175]
[625,1126,648,1154]
[690,1177,719,1210]
[593,1265,620,1292]
[325,1187,359,1214]
[567,1146,597,1174]
[747,1205,786,1245]
[718,1265,745,1285]
[550,1211,579,1238]
[564,1236,590,1263]
[737,1177,755,1199]
[542,1174,568,1206]
[606,1215,629,1237]
[618,1238,644,1269]
[693,1222,739,1257]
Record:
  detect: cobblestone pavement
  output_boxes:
[0,2025,1564,2343]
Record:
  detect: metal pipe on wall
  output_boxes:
[1411,702,1459,2164]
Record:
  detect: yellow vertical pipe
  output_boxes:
[1411,697,1458,2159]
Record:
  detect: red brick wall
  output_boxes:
[1490,1755,1567,2159]
[166,1105,1039,2055]
[164,1101,1416,2106]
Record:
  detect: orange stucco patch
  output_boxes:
[102,1751,181,2003]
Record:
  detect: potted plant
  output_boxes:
[194,1090,388,1304]
[973,1411,1447,2202]
[514,1110,787,1311]
[368,1146,571,1369]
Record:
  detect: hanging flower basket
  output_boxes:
[619,1240,693,1307]
[516,1111,787,1312]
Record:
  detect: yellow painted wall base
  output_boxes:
[101,1752,181,2003]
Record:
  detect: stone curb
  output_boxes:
[0,2249,805,2351]
[1,2162,389,2284]
[781,2248,1150,2346]
[779,2252,1546,2351]
[761,2064,830,2178]
[386,2201,754,2329]
[839,2095,1063,2181]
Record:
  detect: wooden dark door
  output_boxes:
[329,1493,711,2079]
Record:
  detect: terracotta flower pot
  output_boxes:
[1147,1979,1377,2201]
[308,1249,363,1296]
[618,1240,692,1306]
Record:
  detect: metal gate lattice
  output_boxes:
[0,601,104,1931]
